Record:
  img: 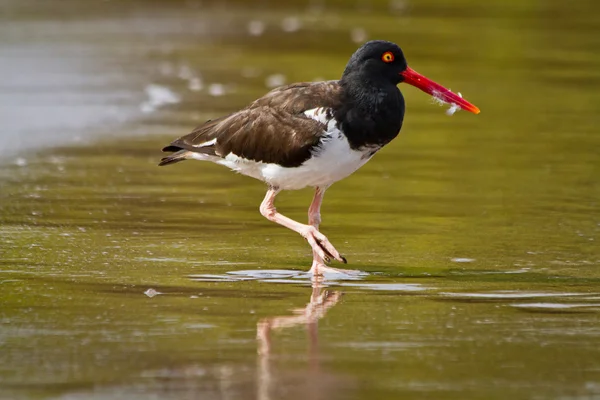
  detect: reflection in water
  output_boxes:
[257,279,342,400]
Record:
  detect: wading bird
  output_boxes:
[159,40,479,276]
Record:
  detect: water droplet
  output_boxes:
[281,16,301,32]
[451,257,475,263]
[188,76,203,91]
[351,28,368,44]
[208,83,225,97]
[247,20,265,36]
[144,288,160,298]
[265,74,286,88]
[177,65,195,80]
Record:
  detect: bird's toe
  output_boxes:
[304,227,345,264]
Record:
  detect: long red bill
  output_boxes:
[400,67,480,114]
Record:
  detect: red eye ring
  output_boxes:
[381,51,394,63]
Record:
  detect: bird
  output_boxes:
[159,40,479,277]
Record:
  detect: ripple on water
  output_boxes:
[439,291,594,299]
[189,268,367,283]
[511,303,600,310]
[337,282,428,292]
[137,257,256,266]
[188,269,434,292]
[439,291,600,312]
[334,341,425,350]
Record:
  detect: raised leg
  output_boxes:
[259,186,346,269]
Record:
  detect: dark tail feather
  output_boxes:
[158,150,190,166]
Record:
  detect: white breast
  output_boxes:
[213,108,374,190]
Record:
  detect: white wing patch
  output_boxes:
[303,107,331,123]
[192,138,217,148]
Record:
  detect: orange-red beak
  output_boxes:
[400,67,480,114]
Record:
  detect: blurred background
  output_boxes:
[1,0,599,399]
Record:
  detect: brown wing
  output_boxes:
[162,81,342,168]
[248,80,342,113]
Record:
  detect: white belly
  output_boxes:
[266,135,372,189]
[194,107,375,190]
[213,132,372,190]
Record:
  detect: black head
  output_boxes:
[342,40,408,85]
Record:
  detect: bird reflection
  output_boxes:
[256,278,342,400]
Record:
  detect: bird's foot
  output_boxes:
[308,261,360,278]
[300,226,346,264]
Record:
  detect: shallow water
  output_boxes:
[1,0,600,399]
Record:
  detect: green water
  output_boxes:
[1,0,600,399]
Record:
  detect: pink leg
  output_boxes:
[259,187,346,271]
[307,186,325,229]
[307,187,328,275]
[306,187,355,276]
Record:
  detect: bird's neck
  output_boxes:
[334,75,405,150]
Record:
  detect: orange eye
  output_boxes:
[381,51,394,63]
